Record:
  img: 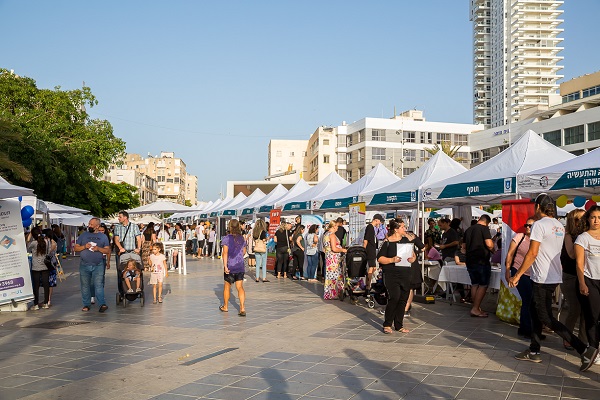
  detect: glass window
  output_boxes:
[457,152,469,163]
[454,134,468,145]
[403,131,416,143]
[346,136,353,147]
[358,168,364,179]
[437,133,451,143]
[564,125,584,145]
[372,148,386,160]
[323,155,330,164]
[470,151,480,164]
[290,152,295,157]
[403,168,416,176]
[371,129,385,141]
[543,130,561,146]
[357,149,363,161]
[420,150,431,161]
[582,85,600,99]
[346,153,353,164]
[338,153,346,164]
[323,139,330,145]
[569,150,585,156]
[358,130,365,142]
[588,121,600,141]
[404,149,416,161]
[482,149,491,162]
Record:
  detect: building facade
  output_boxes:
[305,126,338,182]
[102,169,158,206]
[337,110,483,183]
[471,0,564,128]
[267,139,308,181]
[185,174,198,206]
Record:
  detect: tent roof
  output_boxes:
[517,146,600,196]
[253,184,289,209]
[364,151,468,206]
[234,189,266,210]
[217,192,247,212]
[201,197,230,213]
[0,176,34,198]
[127,200,192,214]
[426,130,576,206]
[273,179,311,208]
[38,200,89,214]
[281,172,350,210]
[317,163,399,210]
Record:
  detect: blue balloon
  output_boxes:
[18,196,23,202]
[573,196,586,208]
[22,217,32,228]
[20,205,34,220]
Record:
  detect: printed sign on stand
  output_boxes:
[266,209,281,271]
[0,199,33,306]
[348,202,366,246]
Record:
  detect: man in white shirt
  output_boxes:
[510,194,598,372]
[196,223,206,257]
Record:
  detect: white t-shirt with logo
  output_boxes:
[575,232,600,280]
[529,217,565,284]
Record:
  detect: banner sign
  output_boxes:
[241,208,255,215]
[266,209,281,271]
[348,202,366,246]
[431,177,516,200]
[222,210,236,216]
[518,168,600,192]
[0,199,34,305]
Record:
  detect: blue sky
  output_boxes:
[2,1,599,201]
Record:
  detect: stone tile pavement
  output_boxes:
[1,255,599,399]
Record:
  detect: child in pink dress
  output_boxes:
[149,242,168,304]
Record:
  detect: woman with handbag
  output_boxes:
[305,225,320,282]
[42,228,59,306]
[27,227,56,310]
[252,219,269,282]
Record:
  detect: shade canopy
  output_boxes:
[0,176,34,199]
[38,200,89,214]
[254,184,289,213]
[235,189,267,216]
[517,146,600,197]
[424,130,576,206]
[316,163,400,210]
[127,200,193,215]
[219,192,248,216]
[364,151,468,207]
[273,179,311,209]
[281,171,350,212]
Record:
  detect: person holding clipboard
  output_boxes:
[377,219,416,334]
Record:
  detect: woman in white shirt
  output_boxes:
[575,205,600,360]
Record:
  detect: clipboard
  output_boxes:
[395,243,413,267]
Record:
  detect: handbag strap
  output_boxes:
[510,234,526,269]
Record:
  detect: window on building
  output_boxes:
[174,177,180,183]
[437,133,451,143]
[404,149,416,161]
[482,149,491,162]
[167,178,174,183]
[583,85,600,98]
[562,91,581,103]
[403,168,416,176]
[470,151,480,164]
[454,134,468,145]
[323,139,330,145]
[564,125,584,145]
[338,169,347,180]
[338,153,346,164]
[403,131,416,143]
[347,170,353,182]
[421,132,433,144]
[347,136,353,147]
[371,129,385,141]
[323,155,330,164]
[358,130,365,142]
[357,149,363,161]
[372,148,386,160]
[569,150,585,156]
[420,150,431,161]
[276,151,282,157]
[543,130,561,146]
[358,168,364,179]
[347,153,353,164]
[290,152,295,157]
[302,151,307,157]
[588,122,600,141]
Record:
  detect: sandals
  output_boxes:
[158,297,163,303]
[99,305,108,313]
[396,327,410,333]
[82,306,90,312]
[255,279,260,282]
[263,279,270,283]
[153,300,157,304]
[383,327,393,334]
[219,305,228,312]
[238,311,246,317]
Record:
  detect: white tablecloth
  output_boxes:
[438,264,502,290]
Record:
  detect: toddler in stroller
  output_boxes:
[342,246,369,304]
[116,252,145,307]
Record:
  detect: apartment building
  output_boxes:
[102,169,158,206]
[470,0,564,128]
[305,126,338,182]
[337,110,484,183]
[470,70,600,161]
[185,173,198,206]
[267,139,308,181]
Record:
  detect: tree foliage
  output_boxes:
[0,119,32,182]
[0,68,134,216]
[424,141,464,161]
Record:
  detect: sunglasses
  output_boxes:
[524,224,533,228]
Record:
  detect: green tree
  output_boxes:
[0,68,128,215]
[0,119,32,182]
[424,141,464,161]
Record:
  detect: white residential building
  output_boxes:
[305,126,338,182]
[470,0,564,128]
[267,139,308,181]
[102,169,158,206]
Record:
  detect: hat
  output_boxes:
[372,214,384,222]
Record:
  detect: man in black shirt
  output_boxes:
[464,215,494,317]
[363,214,384,290]
[335,217,347,247]
[438,218,459,262]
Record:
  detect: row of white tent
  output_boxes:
[164,130,599,222]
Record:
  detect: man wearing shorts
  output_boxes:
[464,215,494,318]
[364,214,384,291]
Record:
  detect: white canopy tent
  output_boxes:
[280,171,350,213]
[235,189,266,217]
[219,192,248,216]
[517,146,600,197]
[201,197,231,216]
[254,184,289,214]
[0,176,34,198]
[127,200,193,215]
[315,163,400,211]
[273,179,311,210]
[38,200,89,214]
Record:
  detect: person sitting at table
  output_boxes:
[424,242,443,266]
[454,242,467,266]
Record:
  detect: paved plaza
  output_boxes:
[1,255,600,400]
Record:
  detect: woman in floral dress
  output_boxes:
[323,221,347,300]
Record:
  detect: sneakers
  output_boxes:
[136,288,142,292]
[580,346,599,372]
[91,297,96,304]
[514,350,542,363]
[595,355,600,365]
[127,289,134,293]
[30,305,40,311]
[42,303,50,309]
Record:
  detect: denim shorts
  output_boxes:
[466,264,491,286]
[224,272,245,284]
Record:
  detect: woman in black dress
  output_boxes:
[377,219,416,334]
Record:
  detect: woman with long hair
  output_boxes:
[575,205,600,364]
[27,227,56,310]
[323,221,347,300]
[274,221,291,279]
[560,209,586,349]
[41,228,59,306]
[377,219,416,334]
[291,225,306,280]
[252,220,269,282]
[220,219,247,316]
[305,225,320,282]
[141,222,156,271]
[505,216,536,339]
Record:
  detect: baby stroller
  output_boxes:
[116,252,145,308]
[342,246,368,305]
[366,265,388,309]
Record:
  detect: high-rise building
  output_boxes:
[185,173,198,206]
[305,126,338,182]
[470,0,564,128]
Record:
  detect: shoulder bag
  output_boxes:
[254,231,266,253]
[44,239,58,271]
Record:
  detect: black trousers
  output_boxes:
[383,267,411,330]
[276,248,289,276]
[292,249,305,277]
[530,282,586,354]
[31,270,50,305]
[207,242,214,256]
[579,276,600,349]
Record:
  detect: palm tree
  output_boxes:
[0,119,32,182]
[424,141,465,162]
